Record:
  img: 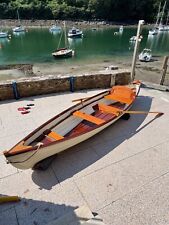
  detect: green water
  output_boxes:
[0,27,169,65]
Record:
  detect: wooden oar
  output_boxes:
[117,109,163,118]
[72,97,90,103]
[122,110,164,116]
[98,104,164,117]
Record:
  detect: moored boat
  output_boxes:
[139,48,152,62]
[52,47,74,58]
[13,10,25,33]
[49,25,61,32]
[13,25,25,33]
[52,21,74,58]
[0,31,8,38]
[3,81,141,170]
[129,36,137,41]
[148,28,158,35]
[68,27,83,38]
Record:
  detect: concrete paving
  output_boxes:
[0,85,169,225]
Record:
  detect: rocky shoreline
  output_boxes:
[0,19,150,29]
[0,55,168,85]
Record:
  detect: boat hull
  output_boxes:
[52,48,73,58]
[13,26,25,32]
[4,83,141,169]
[5,112,128,170]
[68,33,83,38]
[0,32,8,38]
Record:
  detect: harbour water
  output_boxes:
[0,27,169,66]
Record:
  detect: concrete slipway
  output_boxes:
[0,85,169,225]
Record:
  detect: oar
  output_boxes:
[120,110,164,118]
[123,110,163,115]
[72,97,91,103]
[98,104,164,118]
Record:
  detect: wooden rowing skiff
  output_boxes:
[3,81,141,169]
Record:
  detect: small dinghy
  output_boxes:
[139,48,152,62]
[3,81,141,170]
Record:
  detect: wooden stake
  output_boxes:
[160,56,169,85]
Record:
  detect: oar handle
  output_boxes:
[72,97,90,102]
[124,110,163,115]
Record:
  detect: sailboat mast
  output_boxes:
[155,2,161,27]
[64,21,68,48]
[17,9,21,25]
[159,1,166,26]
[166,11,169,25]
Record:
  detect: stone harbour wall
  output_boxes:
[0,70,131,101]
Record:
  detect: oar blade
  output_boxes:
[155,112,164,118]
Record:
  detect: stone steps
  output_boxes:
[47,205,106,225]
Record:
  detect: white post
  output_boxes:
[131,20,144,81]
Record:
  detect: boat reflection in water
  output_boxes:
[49,25,61,33]
[13,31,25,37]
[49,29,61,35]
[0,37,10,49]
[68,37,83,47]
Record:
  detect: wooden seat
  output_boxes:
[105,85,136,104]
[43,130,64,141]
[98,104,122,116]
[73,111,105,125]
[47,131,64,141]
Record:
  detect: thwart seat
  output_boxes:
[47,131,64,141]
[43,130,64,141]
[73,111,105,125]
[98,104,122,116]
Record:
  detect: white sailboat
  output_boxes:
[52,21,74,58]
[49,24,61,33]
[148,2,161,35]
[13,9,25,33]
[165,12,169,31]
[119,25,123,33]
[0,31,8,38]
[158,1,167,31]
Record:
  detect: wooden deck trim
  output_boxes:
[73,111,105,125]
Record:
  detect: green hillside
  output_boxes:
[0,0,168,23]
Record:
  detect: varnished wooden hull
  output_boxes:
[4,83,140,169]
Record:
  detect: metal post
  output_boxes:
[131,20,144,81]
[160,56,169,85]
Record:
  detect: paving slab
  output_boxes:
[99,172,169,225]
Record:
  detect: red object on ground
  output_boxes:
[21,111,30,115]
[18,107,26,111]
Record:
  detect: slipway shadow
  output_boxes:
[32,95,158,189]
[0,194,79,225]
